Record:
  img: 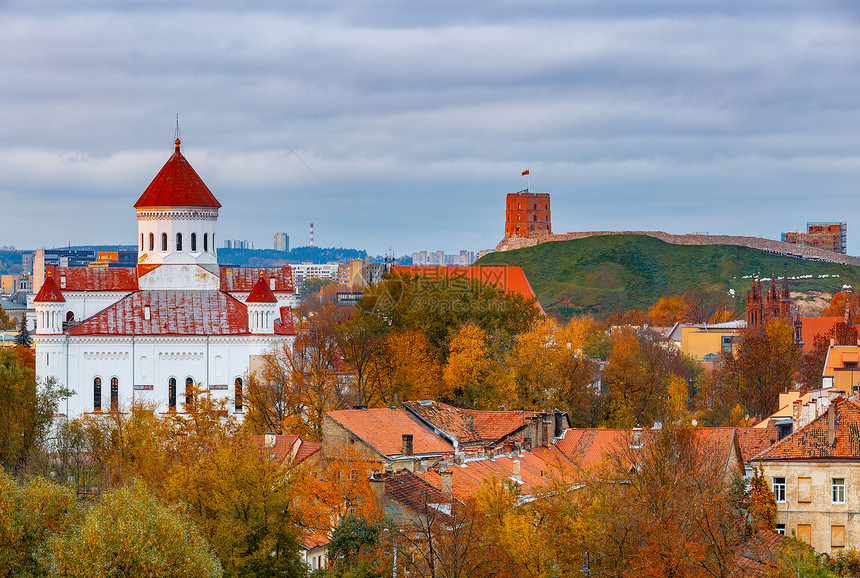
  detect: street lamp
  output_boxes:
[581,551,590,577]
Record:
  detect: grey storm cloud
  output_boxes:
[1,0,859,254]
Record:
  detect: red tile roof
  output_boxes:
[251,434,300,462]
[728,531,785,578]
[134,140,221,209]
[300,529,329,550]
[326,408,453,457]
[554,428,640,471]
[294,440,322,464]
[34,274,65,303]
[735,426,778,463]
[220,266,294,293]
[754,398,860,460]
[417,446,577,501]
[384,470,453,518]
[277,306,296,335]
[68,290,254,336]
[47,266,139,292]
[798,317,860,353]
[556,427,742,474]
[403,400,534,445]
[246,274,278,303]
[390,266,542,312]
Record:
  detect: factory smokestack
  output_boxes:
[309,222,314,248]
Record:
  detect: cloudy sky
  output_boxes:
[2,1,859,257]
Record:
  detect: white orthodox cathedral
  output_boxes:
[34,137,298,419]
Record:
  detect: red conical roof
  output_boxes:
[134,138,222,209]
[34,274,65,303]
[246,273,278,303]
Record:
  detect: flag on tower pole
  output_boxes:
[522,169,530,191]
[522,169,529,176]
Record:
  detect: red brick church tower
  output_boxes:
[505,190,551,238]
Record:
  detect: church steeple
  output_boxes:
[135,129,220,268]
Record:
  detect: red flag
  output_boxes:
[522,169,529,176]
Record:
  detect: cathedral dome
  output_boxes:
[134,138,222,209]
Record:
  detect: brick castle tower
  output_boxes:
[505,190,551,238]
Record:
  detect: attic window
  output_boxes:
[60,275,66,289]
[143,305,151,320]
[269,278,276,290]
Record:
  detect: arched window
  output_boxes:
[176,233,183,251]
[140,233,144,251]
[168,378,176,411]
[191,233,197,252]
[235,377,243,412]
[517,215,521,221]
[93,377,102,412]
[161,233,168,252]
[149,233,154,251]
[203,233,208,252]
[110,377,119,412]
[185,377,194,409]
[533,215,537,221]
[534,203,537,210]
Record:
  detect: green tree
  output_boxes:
[14,312,32,348]
[49,480,223,577]
[713,318,802,419]
[301,277,337,298]
[772,536,834,578]
[0,471,80,577]
[0,348,71,474]
[0,305,15,330]
[355,271,539,360]
[327,514,387,577]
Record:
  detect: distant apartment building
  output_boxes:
[411,250,478,267]
[1,274,30,295]
[223,239,254,250]
[290,263,340,289]
[333,259,392,290]
[505,190,551,238]
[782,222,847,255]
[33,248,137,295]
[274,233,289,252]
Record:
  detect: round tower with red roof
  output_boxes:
[135,137,221,267]
[246,272,279,334]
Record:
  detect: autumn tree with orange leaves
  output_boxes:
[711,318,801,419]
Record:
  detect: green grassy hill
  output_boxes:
[476,235,860,320]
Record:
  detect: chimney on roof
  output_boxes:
[512,459,521,481]
[402,434,414,456]
[369,472,385,502]
[264,433,276,448]
[463,414,474,431]
[523,436,532,451]
[828,403,836,447]
[453,452,464,465]
[440,466,453,501]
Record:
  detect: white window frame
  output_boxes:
[773,476,786,503]
[775,524,786,535]
[832,478,846,504]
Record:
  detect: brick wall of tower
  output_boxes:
[505,191,551,238]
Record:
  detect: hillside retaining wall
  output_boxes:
[494,231,860,266]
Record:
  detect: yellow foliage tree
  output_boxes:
[365,329,441,405]
[442,322,514,409]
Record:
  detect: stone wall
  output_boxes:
[494,231,860,266]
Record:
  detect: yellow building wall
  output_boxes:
[680,327,739,361]
[758,461,860,555]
